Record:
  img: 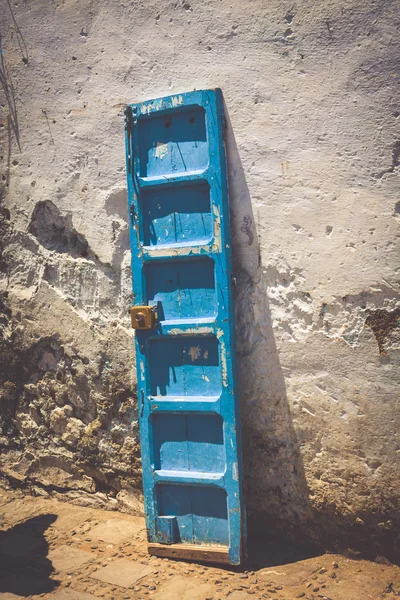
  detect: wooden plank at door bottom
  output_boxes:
[148,543,230,564]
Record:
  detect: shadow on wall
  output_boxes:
[224,108,316,552]
[224,108,400,566]
[0,514,58,596]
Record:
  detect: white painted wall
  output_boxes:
[1,0,399,554]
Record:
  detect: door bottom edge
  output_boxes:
[148,542,231,564]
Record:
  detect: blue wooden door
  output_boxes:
[125,89,246,565]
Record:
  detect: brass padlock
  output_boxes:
[130,305,158,330]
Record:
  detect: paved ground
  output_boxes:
[0,489,399,600]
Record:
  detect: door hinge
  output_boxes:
[125,105,132,131]
[125,105,134,174]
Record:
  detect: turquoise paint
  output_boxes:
[125,89,246,565]
[145,257,217,320]
[141,182,212,247]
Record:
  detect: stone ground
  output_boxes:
[0,490,399,600]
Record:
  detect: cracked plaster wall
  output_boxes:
[0,0,399,557]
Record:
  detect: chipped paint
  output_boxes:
[212,204,222,252]
[171,95,183,107]
[131,194,141,251]
[188,346,202,361]
[155,142,169,159]
[216,328,228,387]
[232,462,238,481]
[168,326,214,336]
[143,245,210,258]
[141,103,153,115]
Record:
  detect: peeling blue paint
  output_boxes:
[125,89,246,565]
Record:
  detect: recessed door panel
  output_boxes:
[148,337,221,397]
[157,485,229,546]
[153,413,225,473]
[138,106,208,177]
[145,258,216,321]
[141,183,212,247]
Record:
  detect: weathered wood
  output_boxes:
[148,542,230,564]
[125,89,246,565]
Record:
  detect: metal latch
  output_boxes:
[130,305,158,330]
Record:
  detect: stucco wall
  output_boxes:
[1,0,399,558]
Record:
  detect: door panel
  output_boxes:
[145,257,217,320]
[153,413,225,473]
[148,336,221,398]
[141,182,212,247]
[125,89,246,565]
[157,485,229,546]
[138,105,208,177]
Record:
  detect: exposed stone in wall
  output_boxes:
[0,297,142,509]
[0,0,399,559]
[29,200,94,259]
[0,181,141,510]
[366,307,400,355]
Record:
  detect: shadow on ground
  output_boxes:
[246,532,324,571]
[0,513,59,596]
